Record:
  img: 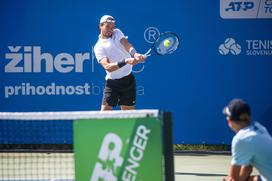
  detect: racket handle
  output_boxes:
[144,48,152,56]
[144,54,151,58]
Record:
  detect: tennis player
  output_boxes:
[222,99,272,181]
[94,15,145,111]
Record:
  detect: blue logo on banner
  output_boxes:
[225,1,254,12]
[220,0,272,19]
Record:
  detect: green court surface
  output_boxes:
[174,153,259,181]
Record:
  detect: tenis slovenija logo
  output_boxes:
[219,38,242,55]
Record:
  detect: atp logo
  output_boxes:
[90,133,123,181]
[89,125,151,181]
[220,0,272,19]
[225,1,254,12]
[219,38,242,55]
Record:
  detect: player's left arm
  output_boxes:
[239,165,253,179]
[120,38,145,61]
[223,165,241,181]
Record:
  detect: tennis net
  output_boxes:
[0,110,173,181]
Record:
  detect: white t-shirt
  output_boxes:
[94,29,132,80]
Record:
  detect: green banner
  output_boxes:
[74,117,163,181]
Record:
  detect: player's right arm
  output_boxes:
[222,165,258,181]
[95,43,142,72]
[100,57,120,72]
[100,57,140,72]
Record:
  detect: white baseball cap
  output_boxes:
[99,15,115,24]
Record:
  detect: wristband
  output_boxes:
[117,59,126,68]
[129,48,137,57]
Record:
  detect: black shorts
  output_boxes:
[102,73,136,107]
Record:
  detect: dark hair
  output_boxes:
[223,99,251,122]
[237,113,251,122]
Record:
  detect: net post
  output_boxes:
[161,111,175,181]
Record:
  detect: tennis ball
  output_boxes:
[164,40,170,47]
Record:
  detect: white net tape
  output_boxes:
[0,109,159,120]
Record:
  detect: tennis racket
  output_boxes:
[144,32,180,57]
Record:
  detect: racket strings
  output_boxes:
[144,32,179,56]
[155,35,179,55]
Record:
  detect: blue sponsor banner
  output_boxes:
[1,0,272,144]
